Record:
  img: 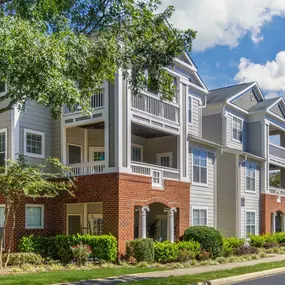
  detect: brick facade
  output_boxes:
[2,173,190,254]
[261,193,285,234]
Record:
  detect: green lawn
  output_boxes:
[127,261,285,284]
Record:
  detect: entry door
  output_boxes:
[157,152,173,168]
[89,147,105,162]
[68,145,81,164]
[68,215,81,235]
[156,215,167,241]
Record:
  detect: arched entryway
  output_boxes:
[271,211,285,233]
[134,202,177,242]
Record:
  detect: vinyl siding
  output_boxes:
[216,153,237,237]
[271,104,284,118]
[0,101,12,160]
[247,122,263,157]
[232,89,258,111]
[189,143,216,227]
[202,114,223,144]
[188,97,201,137]
[240,161,260,238]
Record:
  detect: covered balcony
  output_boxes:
[65,122,105,175]
[131,123,180,187]
[269,164,285,196]
[269,125,285,165]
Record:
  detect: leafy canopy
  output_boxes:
[0,0,196,118]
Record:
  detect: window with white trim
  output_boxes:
[193,149,207,184]
[24,129,45,158]
[188,96,192,124]
[132,144,143,162]
[192,208,207,226]
[0,131,6,166]
[246,164,255,192]
[246,211,256,236]
[26,205,44,229]
[157,152,173,168]
[232,116,243,142]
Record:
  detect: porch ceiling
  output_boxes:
[80,121,104,129]
[132,123,172,138]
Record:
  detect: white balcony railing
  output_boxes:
[132,91,179,123]
[64,89,104,115]
[68,161,105,176]
[269,143,285,161]
[269,186,285,198]
[131,161,180,187]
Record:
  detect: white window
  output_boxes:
[152,170,162,187]
[89,147,105,162]
[246,211,256,236]
[192,208,208,226]
[89,214,104,235]
[25,205,44,229]
[188,96,192,124]
[157,152,173,168]
[246,163,256,192]
[132,144,143,162]
[0,129,6,166]
[193,149,207,184]
[24,129,45,158]
[232,116,243,142]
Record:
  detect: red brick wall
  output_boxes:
[261,193,285,234]
[1,173,190,254]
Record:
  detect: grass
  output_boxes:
[127,260,285,284]
[0,267,165,285]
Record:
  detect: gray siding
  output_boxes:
[247,121,263,157]
[240,160,260,238]
[202,114,223,144]
[189,143,216,227]
[0,101,12,160]
[232,89,258,111]
[216,153,237,237]
[188,97,201,137]
[271,105,284,118]
[19,102,53,164]
[52,119,61,159]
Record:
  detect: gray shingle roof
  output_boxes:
[248,97,280,112]
[208,82,253,104]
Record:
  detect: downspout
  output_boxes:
[199,93,207,109]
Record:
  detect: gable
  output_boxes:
[270,104,285,119]
[232,89,259,111]
[177,52,193,66]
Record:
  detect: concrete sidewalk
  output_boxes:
[57,254,285,285]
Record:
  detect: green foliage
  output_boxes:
[273,232,285,243]
[177,241,201,262]
[184,226,224,259]
[249,235,267,247]
[0,0,196,117]
[19,234,117,263]
[126,238,154,263]
[154,241,179,263]
[223,237,245,257]
[71,243,92,266]
[2,252,43,266]
[270,171,280,188]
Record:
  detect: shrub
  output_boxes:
[274,232,285,243]
[249,235,266,247]
[71,243,92,266]
[154,241,178,263]
[234,245,258,256]
[184,226,224,258]
[126,238,154,263]
[19,234,117,263]
[198,250,210,260]
[2,253,43,266]
[177,241,200,262]
[223,237,245,257]
[263,242,279,249]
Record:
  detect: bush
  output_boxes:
[154,241,178,263]
[184,226,224,258]
[2,253,43,266]
[177,241,200,262]
[249,235,266,247]
[274,232,285,243]
[263,242,279,249]
[19,234,117,263]
[71,243,92,266]
[223,237,245,257]
[234,245,258,256]
[126,238,154,263]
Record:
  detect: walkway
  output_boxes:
[57,254,285,285]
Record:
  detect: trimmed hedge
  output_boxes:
[223,237,245,257]
[154,241,179,263]
[184,226,224,258]
[2,252,43,266]
[19,234,117,263]
[126,238,154,263]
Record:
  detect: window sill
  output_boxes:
[232,138,242,144]
[24,152,45,159]
[192,182,208,187]
[245,190,257,194]
[25,227,44,230]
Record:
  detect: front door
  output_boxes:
[68,145,81,164]
[89,147,105,162]
[68,215,81,235]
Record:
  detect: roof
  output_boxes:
[248,97,280,112]
[188,134,223,148]
[207,82,253,104]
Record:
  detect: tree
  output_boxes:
[0,156,74,268]
[270,171,280,188]
[0,0,196,118]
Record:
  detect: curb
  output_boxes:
[190,267,285,285]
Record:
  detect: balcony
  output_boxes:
[63,89,104,115]
[68,161,105,176]
[131,91,179,124]
[269,143,285,165]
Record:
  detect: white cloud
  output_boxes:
[160,0,285,51]
[234,51,285,93]
[266,92,280,99]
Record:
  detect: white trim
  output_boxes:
[191,206,208,226]
[66,214,82,235]
[244,162,257,194]
[0,128,7,164]
[245,210,257,236]
[131,143,143,162]
[25,204,44,229]
[156,152,173,168]
[231,114,243,143]
[24,129,45,159]
[67,143,82,164]
[188,95,193,126]
[88,146,105,162]
[191,148,208,187]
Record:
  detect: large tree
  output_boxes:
[0,156,74,268]
[0,0,196,118]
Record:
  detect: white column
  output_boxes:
[139,206,149,238]
[272,213,276,233]
[165,207,177,243]
[83,203,88,233]
[283,215,285,232]
[61,127,67,164]
[84,129,88,163]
